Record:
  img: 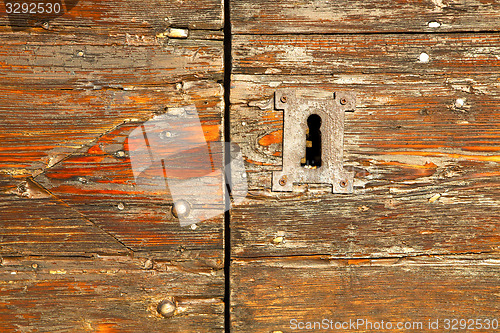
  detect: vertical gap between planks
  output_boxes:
[223,0,232,331]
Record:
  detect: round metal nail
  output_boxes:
[340,98,347,105]
[157,299,176,318]
[279,176,287,186]
[280,96,287,103]
[171,200,190,218]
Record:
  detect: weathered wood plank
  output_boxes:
[0,174,130,256]
[0,0,225,330]
[0,2,224,257]
[0,82,223,175]
[229,5,500,333]
[0,256,224,332]
[229,35,499,259]
[229,78,499,258]
[31,117,225,254]
[231,177,499,258]
[0,0,223,30]
[233,34,500,75]
[0,26,223,176]
[231,256,500,332]
[0,35,223,85]
[231,0,500,34]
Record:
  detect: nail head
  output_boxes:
[172,200,190,218]
[157,299,176,318]
[419,52,430,63]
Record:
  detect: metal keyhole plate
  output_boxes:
[272,89,355,193]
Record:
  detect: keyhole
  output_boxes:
[301,114,322,168]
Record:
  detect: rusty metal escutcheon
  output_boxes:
[272,89,355,193]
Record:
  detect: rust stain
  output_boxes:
[347,259,370,265]
[96,323,119,333]
[374,151,500,162]
[377,161,438,169]
[203,124,221,142]
[462,146,500,152]
[258,130,282,147]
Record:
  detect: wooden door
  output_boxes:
[1,0,499,332]
[229,1,500,332]
[0,0,225,331]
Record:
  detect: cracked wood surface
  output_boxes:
[0,176,130,256]
[0,0,225,331]
[232,34,500,76]
[0,32,223,177]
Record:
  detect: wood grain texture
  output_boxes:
[0,2,225,329]
[0,81,223,174]
[230,33,499,258]
[0,256,224,332]
[231,178,499,258]
[0,80,224,255]
[233,34,500,75]
[229,3,500,332]
[0,174,128,256]
[0,32,223,84]
[32,118,225,254]
[0,191,130,256]
[231,256,500,332]
[231,0,500,34]
[229,27,499,332]
[0,0,223,176]
[0,0,223,30]
[0,24,223,178]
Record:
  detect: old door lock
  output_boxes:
[272,89,355,193]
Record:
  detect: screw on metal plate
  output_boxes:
[272,89,355,193]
